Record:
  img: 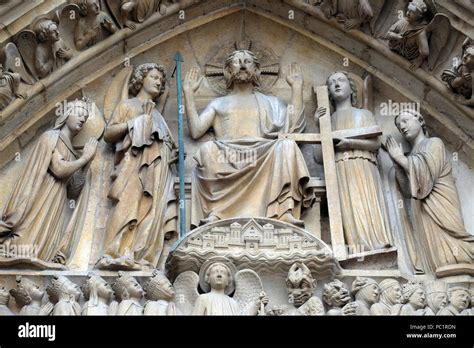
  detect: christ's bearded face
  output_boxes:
[224,50,261,89]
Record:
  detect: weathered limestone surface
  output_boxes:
[0,0,472,315]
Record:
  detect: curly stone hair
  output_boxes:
[326,71,358,107]
[143,270,173,301]
[9,276,36,308]
[35,19,57,42]
[223,49,261,90]
[78,0,100,17]
[46,275,80,303]
[129,63,166,97]
[394,108,428,136]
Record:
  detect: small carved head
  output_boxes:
[144,270,175,302]
[379,279,402,306]
[351,277,380,305]
[79,0,101,16]
[36,19,60,43]
[407,0,427,23]
[55,97,92,134]
[46,275,82,303]
[112,271,143,301]
[129,63,166,99]
[425,281,448,313]
[205,262,233,292]
[286,263,315,307]
[82,274,114,303]
[394,109,428,141]
[323,279,351,308]
[223,49,261,90]
[326,71,358,107]
[463,46,474,69]
[0,285,10,306]
[10,276,45,308]
[448,286,470,312]
[401,280,425,309]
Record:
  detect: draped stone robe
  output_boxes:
[0,130,88,263]
[0,73,18,110]
[407,138,473,273]
[388,18,427,61]
[333,107,392,251]
[191,92,313,227]
[102,97,178,269]
[121,0,160,23]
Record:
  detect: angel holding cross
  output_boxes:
[316,71,392,253]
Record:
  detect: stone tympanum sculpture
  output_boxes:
[399,280,428,315]
[46,275,82,316]
[424,281,448,315]
[0,285,14,315]
[386,109,474,275]
[442,38,474,107]
[0,63,26,111]
[172,257,268,315]
[343,277,380,315]
[322,279,351,315]
[106,0,164,30]
[10,276,53,315]
[385,0,450,70]
[184,50,313,227]
[318,0,374,31]
[33,18,74,78]
[284,263,324,315]
[317,71,392,252]
[0,98,97,267]
[437,286,470,316]
[81,274,117,315]
[143,270,176,315]
[71,0,118,50]
[112,272,144,315]
[370,279,402,315]
[96,63,177,270]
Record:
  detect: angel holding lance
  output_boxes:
[0,98,97,265]
[96,63,178,270]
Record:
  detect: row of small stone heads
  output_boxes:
[0,269,472,316]
[1,0,473,112]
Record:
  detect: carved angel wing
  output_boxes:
[13,30,39,80]
[233,269,264,313]
[1,42,36,84]
[105,0,124,28]
[425,13,451,71]
[173,271,199,315]
[58,3,81,52]
[103,66,133,121]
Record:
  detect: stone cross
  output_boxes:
[279,86,382,260]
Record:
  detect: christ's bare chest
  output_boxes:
[213,95,261,139]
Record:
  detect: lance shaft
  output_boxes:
[174,52,186,237]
